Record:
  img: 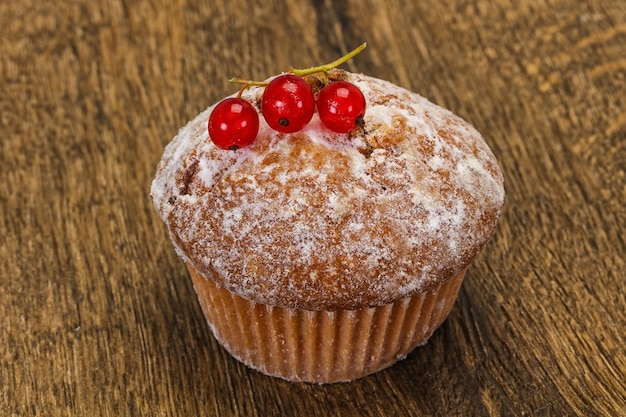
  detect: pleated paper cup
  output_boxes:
[187,263,466,384]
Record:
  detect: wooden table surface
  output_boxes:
[2,0,625,416]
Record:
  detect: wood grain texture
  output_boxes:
[1,0,624,416]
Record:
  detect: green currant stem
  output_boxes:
[229,78,270,97]
[289,43,367,77]
[227,42,367,95]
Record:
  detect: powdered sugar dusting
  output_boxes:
[151,72,504,310]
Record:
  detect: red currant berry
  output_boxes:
[261,74,315,133]
[208,97,259,150]
[317,81,366,133]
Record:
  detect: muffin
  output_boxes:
[150,69,504,383]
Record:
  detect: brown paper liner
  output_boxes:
[187,264,466,383]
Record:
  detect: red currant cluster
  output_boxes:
[208,44,368,150]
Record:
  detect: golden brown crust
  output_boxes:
[151,72,504,310]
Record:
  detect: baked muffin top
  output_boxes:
[151,71,504,310]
